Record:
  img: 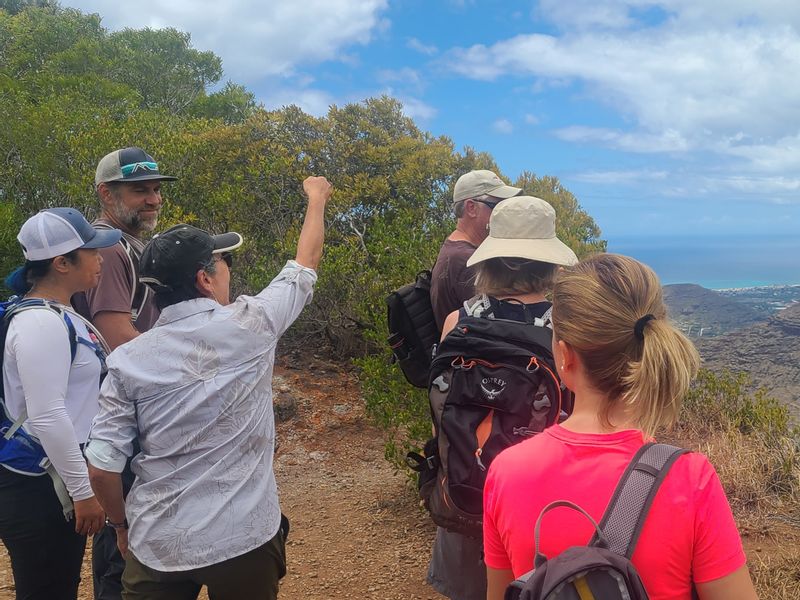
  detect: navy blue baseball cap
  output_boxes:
[17,207,122,261]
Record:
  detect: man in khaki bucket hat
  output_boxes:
[429,170,521,332]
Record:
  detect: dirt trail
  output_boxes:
[2,356,796,598]
[0,357,446,599]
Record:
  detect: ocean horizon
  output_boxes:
[607,234,800,290]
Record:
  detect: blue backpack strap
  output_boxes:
[61,312,106,370]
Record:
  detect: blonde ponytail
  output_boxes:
[552,254,700,436]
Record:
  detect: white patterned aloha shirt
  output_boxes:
[86,260,316,571]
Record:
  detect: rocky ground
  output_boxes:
[1,355,797,598]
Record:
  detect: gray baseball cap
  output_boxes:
[95,147,177,186]
[453,170,521,204]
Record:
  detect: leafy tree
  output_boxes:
[188,81,257,124]
[0,4,609,470]
[107,27,222,113]
[0,0,57,16]
[514,171,607,257]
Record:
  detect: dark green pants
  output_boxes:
[122,527,287,600]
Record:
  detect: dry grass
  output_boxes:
[693,429,800,513]
[747,543,800,600]
[664,369,800,599]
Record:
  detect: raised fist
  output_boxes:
[303,176,333,204]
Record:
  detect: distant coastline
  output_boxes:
[607,234,800,290]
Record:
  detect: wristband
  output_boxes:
[105,517,129,530]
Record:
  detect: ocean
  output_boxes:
[607,234,800,290]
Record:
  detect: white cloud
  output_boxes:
[719,134,800,173]
[446,3,800,172]
[377,67,423,92]
[555,126,689,153]
[398,96,437,121]
[573,169,668,184]
[538,0,800,32]
[524,114,540,125]
[537,0,636,30]
[263,87,336,117]
[66,0,389,81]
[407,38,438,56]
[492,118,514,134]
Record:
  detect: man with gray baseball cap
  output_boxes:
[74,147,178,349]
[72,147,177,600]
[429,170,521,331]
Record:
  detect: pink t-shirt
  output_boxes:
[483,425,746,600]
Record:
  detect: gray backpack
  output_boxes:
[505,443,687,600]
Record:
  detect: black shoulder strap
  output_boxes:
[94,222,149,321]
[591,442,688,558]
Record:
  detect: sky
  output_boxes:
[63,0,800,249]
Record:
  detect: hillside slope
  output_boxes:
[664,283,764,336]
[697,303,800,415]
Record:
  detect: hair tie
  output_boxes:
[634,314,655,341]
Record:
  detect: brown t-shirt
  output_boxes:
[72,225,160,333]
[430,239,477,331]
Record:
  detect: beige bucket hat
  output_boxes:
[466,195,579,267]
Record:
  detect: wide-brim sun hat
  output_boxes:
[466,195,578,267]
[17,207,122,261]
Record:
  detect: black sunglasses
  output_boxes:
[475,199,499,209]
[216,252,233,268]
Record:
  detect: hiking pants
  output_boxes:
[93,525,126,600]
[0,466,87,600]
[121,522,288,600]
[93,454,137,600]
[427,527,487,600]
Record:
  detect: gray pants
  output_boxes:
[427,527,487,600]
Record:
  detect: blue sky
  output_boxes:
[65,1,800,247]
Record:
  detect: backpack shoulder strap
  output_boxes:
[462,294,492,318]
[592,442,688,558]
[94,222,150,321]
[536,306,553,329]
[1,300,77,433]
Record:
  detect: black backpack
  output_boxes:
[505,443,688,600]
[386,270,439,388]
[408,299,569,538]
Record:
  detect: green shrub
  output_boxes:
[684,369,794,436]
[679,369,799,501]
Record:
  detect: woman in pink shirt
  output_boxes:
[483,253,758,600]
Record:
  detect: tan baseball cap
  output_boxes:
[453,170,521,203]
[466,196,578,267]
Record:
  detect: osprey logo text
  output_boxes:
[480,377,506,401]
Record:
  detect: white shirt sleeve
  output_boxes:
[248,260,317,337]
[6,310,93,501]
[86,370,136,473]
